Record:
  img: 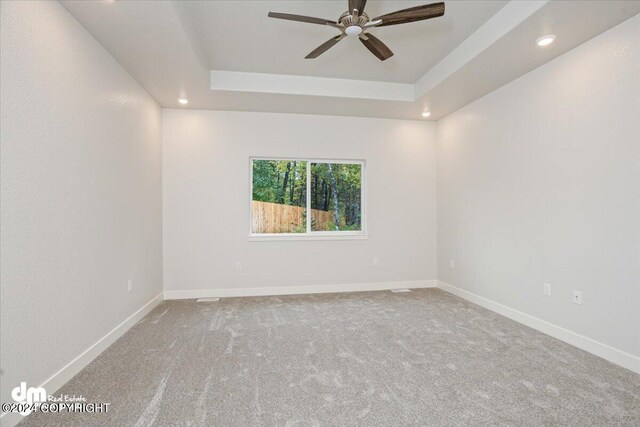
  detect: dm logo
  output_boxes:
[11,382,47,415]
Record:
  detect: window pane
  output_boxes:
[310,163,362,232]
[252,160,307,233]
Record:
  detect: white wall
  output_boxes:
[0,0,163,412]
[163,110,437,295]
[437,15,640,358]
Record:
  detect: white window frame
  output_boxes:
[249,157,367,241]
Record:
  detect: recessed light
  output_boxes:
[178,98,188,105]
[421,111,431,118]
[536,34,556,47]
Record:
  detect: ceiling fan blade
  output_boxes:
[306,34,346,59]
[359,33,394,61]
[268,12,338,26]
[348,0,368,15]
[372,2,445,27]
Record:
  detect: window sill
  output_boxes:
[248,233,368,242]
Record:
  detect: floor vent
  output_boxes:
[197,297,220,302]
[391,288,411,293]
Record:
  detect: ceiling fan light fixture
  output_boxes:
[345,25,363,36]
[268,1,446,61]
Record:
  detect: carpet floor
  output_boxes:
[21,288,639,426]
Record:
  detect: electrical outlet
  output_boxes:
[572,290,582,305]
[235,261,242,271]
[127,279,133,292]
[373,257,379,266]
[450,259,455,269]
[543,283,551,296]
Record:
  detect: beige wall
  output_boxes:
[162,110,437,294]
[0,0,163,410]
[437,15,640,357]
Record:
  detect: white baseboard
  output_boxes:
[164,279,437,300]
[437,281,640,374]
[0,292,164,427]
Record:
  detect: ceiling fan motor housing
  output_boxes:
[339,11,370,35]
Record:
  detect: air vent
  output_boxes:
[197,297,220,302]
[391,288,411,293]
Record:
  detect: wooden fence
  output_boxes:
[252,201,334,233]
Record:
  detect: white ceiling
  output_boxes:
[61,0,640,120]
[175,1,507,83]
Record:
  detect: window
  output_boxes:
[250,158,365,240]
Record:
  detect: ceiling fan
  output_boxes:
[268,1,445,61]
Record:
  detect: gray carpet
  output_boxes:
[21,288,640,426]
